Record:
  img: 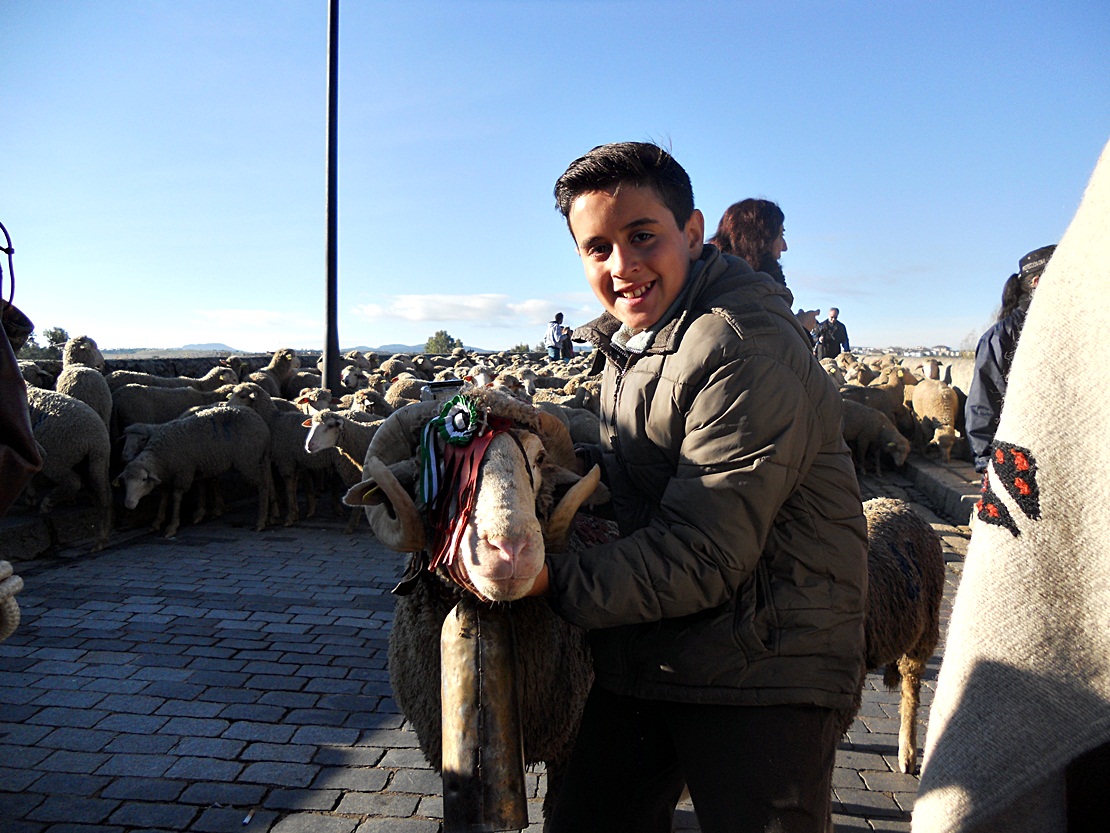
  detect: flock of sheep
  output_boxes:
[15,334,952,815]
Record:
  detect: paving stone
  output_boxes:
[354,818,441,833]
[107,800,199,828]
[264,788,344,811]
[164,756,244,781]
[100,776,188,801]
[313,766,390,792]
[193,807,279,832]
[25,794,120,825]
[178,781,267,806]
[93,753,177,778]
[336,791,420,816]
[240,741,318,763]
[272,815,359,833]
[387,768,441,795]
[239,761,321,788]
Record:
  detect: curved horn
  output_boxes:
[543,464,602,552]
[363,400,444,468]
[344,457,426,552]
[535,409,576,471]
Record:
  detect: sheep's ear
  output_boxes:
[343,479,386,507]
[112,476,121,487]
[302,417,312,428]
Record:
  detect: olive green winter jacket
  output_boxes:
[547,245,868,709]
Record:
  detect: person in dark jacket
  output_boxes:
[965,245,1055,472]
[812,307,849,360]
[528,142,867,833]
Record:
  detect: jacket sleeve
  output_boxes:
[547,351,821,630]
[965,329,1006,461]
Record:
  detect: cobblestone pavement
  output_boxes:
[0,470,969,832]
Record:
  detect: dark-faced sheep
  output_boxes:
[837,497,945,774]
[343,387,608,822]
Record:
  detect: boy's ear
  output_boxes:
[685,208,705,258]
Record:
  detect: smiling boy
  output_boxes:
[531,143,868,832]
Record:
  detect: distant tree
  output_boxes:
[42,326,69,348]
[508,343,531,354]
[17,327,65,359]
[425,330,463,354]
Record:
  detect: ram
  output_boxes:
[343,387,608,821]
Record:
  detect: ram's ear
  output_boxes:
[343,479,386,506]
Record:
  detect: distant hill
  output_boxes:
[180,342,238,352]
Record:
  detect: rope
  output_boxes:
[0,561,23,643]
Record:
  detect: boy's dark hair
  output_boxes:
[554,142,694,232]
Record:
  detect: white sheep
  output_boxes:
[105,365,238,392]
[61,335,105,372]
[247,348,300,397]
[117,404,272,538]
[225,382,338,525]
[111,383,236,436]
[25,387,112,551]
[303,409,386,533]
[910,378,960,463]
[54,364,112,429]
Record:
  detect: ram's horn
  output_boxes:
[534,409,576,470]
[544,464,602,552]
[344,457,426,552]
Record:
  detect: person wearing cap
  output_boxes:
[965,245,1055,472]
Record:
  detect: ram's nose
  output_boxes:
[481,537,526,579]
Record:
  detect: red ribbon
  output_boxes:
[426,416,516,601]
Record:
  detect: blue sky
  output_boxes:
[5,1,1108,353]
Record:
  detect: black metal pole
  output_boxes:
[323,0,341,393]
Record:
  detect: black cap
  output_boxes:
[1019,245,1055,280]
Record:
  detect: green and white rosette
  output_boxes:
[419,395,483,506]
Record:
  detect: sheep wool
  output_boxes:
[914,139,1110,832]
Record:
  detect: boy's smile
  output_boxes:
[568,186,704,334]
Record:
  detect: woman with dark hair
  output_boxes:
[965,245,1055,472]
[709,198,788,285]
[711,198,819,330]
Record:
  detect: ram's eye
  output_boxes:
[533,450,546,467]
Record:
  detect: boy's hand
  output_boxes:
[526,563,550,597]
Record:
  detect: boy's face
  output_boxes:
[568,185,704,334]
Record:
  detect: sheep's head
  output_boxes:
[344,388,604,603]
[211,366,239,386]
[226,382,272,414]
[304,410,343,453]
[63,335,105,371]
[928,425,956,463]
[117,460,160,509]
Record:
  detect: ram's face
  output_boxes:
[456,430,547,602]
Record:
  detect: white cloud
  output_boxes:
[352,293,599,328]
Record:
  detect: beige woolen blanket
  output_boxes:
[913,139,1110,832]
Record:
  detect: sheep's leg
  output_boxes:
[250,457,271,532]
[151,490,168,531]
[283,470,300,526]
[164,487,186,538]
[344,506,361,534]
[211,481,225,518]
[894,655,925,774]
[303,469,319,519]
[192,482,209,525]
[38,471,82,514]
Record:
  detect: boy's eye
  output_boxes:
[585,243,611,257]
[631,231,654,244]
